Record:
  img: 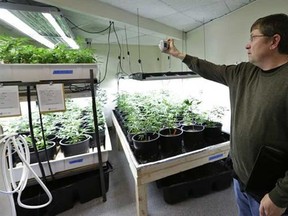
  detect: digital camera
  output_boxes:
[159,40,169,51]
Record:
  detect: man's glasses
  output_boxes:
[250,34,271,42]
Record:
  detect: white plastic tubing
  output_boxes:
[0,133,52,209]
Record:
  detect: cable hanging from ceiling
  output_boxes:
[64,17,113,84]
[64,17,131,83]
[98,20,112,84]
[202,18,207,60]
[137,8,144,73]
[125,25,133,74]
[65,17,113,34]
[112,21,129,77]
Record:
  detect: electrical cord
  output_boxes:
[98,21,112,84]
[124,26,133,74]
[63,17,130,82]
[137,8,144,73]
[62,17,112,84]
[0,133,53,209]
[65,17,112,34]
[112,22,129,76]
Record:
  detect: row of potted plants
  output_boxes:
[0,35,97,64]
[4,90,107,164]
[114,91,228,163]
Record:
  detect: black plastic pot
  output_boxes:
[203,123,226,145]
[87,128,106,148]
[132,132,160,162]
[182,125,206,152]
[46,134,59,145]
[30,141,57,164]
[159,128,183,158]
[127,132,136,148]
[59,134,90,157]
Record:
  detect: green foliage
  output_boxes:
[196,106,227,127]
[81,89,107,131]
[56,95,107,144]
[0,35,97,64]
[81,106,106,131]
[24,135,54,151]
[181,98,202,125]
[117,92,165,135]
[6,116,30,134]
[3,93,106,146]
[116,91,228,134]
[116,91,184,135]
[53,99,88,144]
[57,118,89,144]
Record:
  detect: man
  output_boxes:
[163,13,288,216]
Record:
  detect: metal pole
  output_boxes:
[90,69,107,202]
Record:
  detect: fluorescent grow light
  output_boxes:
[128,71,199,81]
[0,8,55,49]
[0,2,78,49]
[42,13,79,49]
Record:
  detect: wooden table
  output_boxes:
[112,112,230,216]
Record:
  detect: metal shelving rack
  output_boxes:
[0,64,109,202]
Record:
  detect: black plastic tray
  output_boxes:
[156,160,233,204]
[14,162,113,216]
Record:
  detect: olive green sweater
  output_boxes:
[183,55,288,207]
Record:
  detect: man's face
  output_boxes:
[246,28,272,66]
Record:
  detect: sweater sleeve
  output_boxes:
[269,172,288,208]
[182,54,237,87]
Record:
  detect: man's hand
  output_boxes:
[259,194,286,216]
[162,38,186,60]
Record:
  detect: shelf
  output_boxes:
[0,63,98,82]
[11,125,112,182]
[1,63,108,203]
[112,112,230,216]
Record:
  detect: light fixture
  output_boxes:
[42,13,79,49]
[0,8,55,49]
[128,71,199,81]
[0,2,78,49]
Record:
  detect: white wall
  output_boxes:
[89,0,288,128]
[186,0,288,64]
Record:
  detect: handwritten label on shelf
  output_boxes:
[36,83,65,113]
[0,86,21,117]
[208,153,224,161]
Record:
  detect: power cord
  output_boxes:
[0,133,52,209]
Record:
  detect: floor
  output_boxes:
[58,129,238,216]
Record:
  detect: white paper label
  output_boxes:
[0,86,21,117]
[36,83,65,113]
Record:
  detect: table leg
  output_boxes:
[135,182,148,216]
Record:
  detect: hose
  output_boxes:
[0,133,52,209]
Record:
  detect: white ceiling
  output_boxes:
[0,0,257,46]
